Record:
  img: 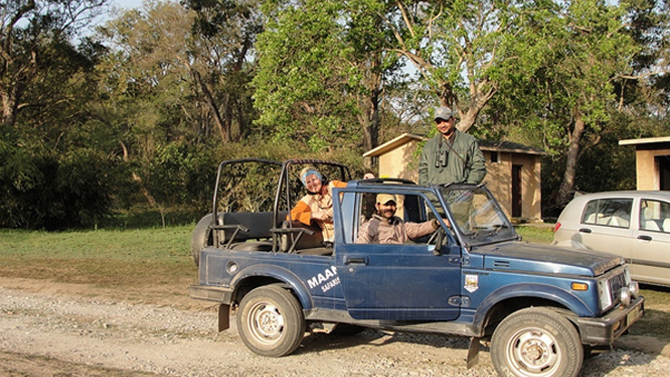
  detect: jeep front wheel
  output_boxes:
[491,307,583,377]
[237,285,306,357]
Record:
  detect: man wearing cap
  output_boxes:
[418,107,486,186]
[356,193,440,244]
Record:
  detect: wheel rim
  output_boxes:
[505,326,560,377]
[247,300,285,345]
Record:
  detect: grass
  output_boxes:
[628,286,670,340]
[514,224,556,244]
[0,227,196,288]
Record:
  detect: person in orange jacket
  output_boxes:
[290,166,347,243]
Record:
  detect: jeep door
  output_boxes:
[334,190,461,321]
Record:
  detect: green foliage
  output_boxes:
[253,0,404,153]
[253,0,353,147]
[147,142,214,208]
[0,140,117,230]
[481,0,658,211]
[0,1,107,128]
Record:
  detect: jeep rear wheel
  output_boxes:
[237,285,305,357]
[491,307,583,377]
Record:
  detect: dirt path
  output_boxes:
[1,278,669,377]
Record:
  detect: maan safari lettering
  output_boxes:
[307,266,340,292]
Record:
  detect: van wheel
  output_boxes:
[491,307,583,377]
[237,285,305,357]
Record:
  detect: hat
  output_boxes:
[376,193,397,205]
[300,166,322,186]
[434,107,454,121]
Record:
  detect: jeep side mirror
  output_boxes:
[433,228,446,255]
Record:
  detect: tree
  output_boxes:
[253,0,403,159]
[384,0,522,132]
[253,0,358,151]
[0,0,121,229]
[482,0,670,213]
[0,0,107,128]
[94,1,222,222]
[182,0,263,142]
[550,1,640,206]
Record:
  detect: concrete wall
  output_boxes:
[378,141,421,182]
[636,147,670,190]
[483,152,542,220]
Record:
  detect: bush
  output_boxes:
[0,141,117,230]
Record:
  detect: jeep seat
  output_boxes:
[278,220,324,252]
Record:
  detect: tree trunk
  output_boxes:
[457,108,480,133]
[362,87,381,170]
[190,68,230,143]
[0,0,37,128]
[450,79,496,133]
[1,90,18,128]
[120,141,159,212]
[556,115,586,206]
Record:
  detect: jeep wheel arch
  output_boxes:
[474,283,594,331]
[230,265,314,311]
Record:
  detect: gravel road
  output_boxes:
[1,283,669,377]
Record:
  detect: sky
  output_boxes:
[90,0,146,30]
[111,0,142,9]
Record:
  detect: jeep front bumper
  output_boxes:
[574,296,644,345]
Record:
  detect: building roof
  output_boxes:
[363,133,546,157]
[363,133,426,157]
[479,140,547,155]
[619,136,670,146]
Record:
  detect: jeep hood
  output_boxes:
[476,241,624,277]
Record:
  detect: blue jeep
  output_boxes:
[189,158,644,377]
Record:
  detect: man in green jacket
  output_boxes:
[418,107,486,186]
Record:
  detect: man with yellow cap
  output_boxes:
[356,193,440,244]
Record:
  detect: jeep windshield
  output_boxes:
[440,185,519,246]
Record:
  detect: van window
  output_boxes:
[640,199,670,232]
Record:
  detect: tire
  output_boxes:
[191,214,214,267]
[490,307,583,377]
[236,285,306,357]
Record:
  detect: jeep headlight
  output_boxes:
[624,267,640,299]
[598,278,613,311]
[619,287,631,307]
[624,267,632,284]
[628,281,640,299]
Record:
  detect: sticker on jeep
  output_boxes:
[465,274,479,293]
[307,266,340,293]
